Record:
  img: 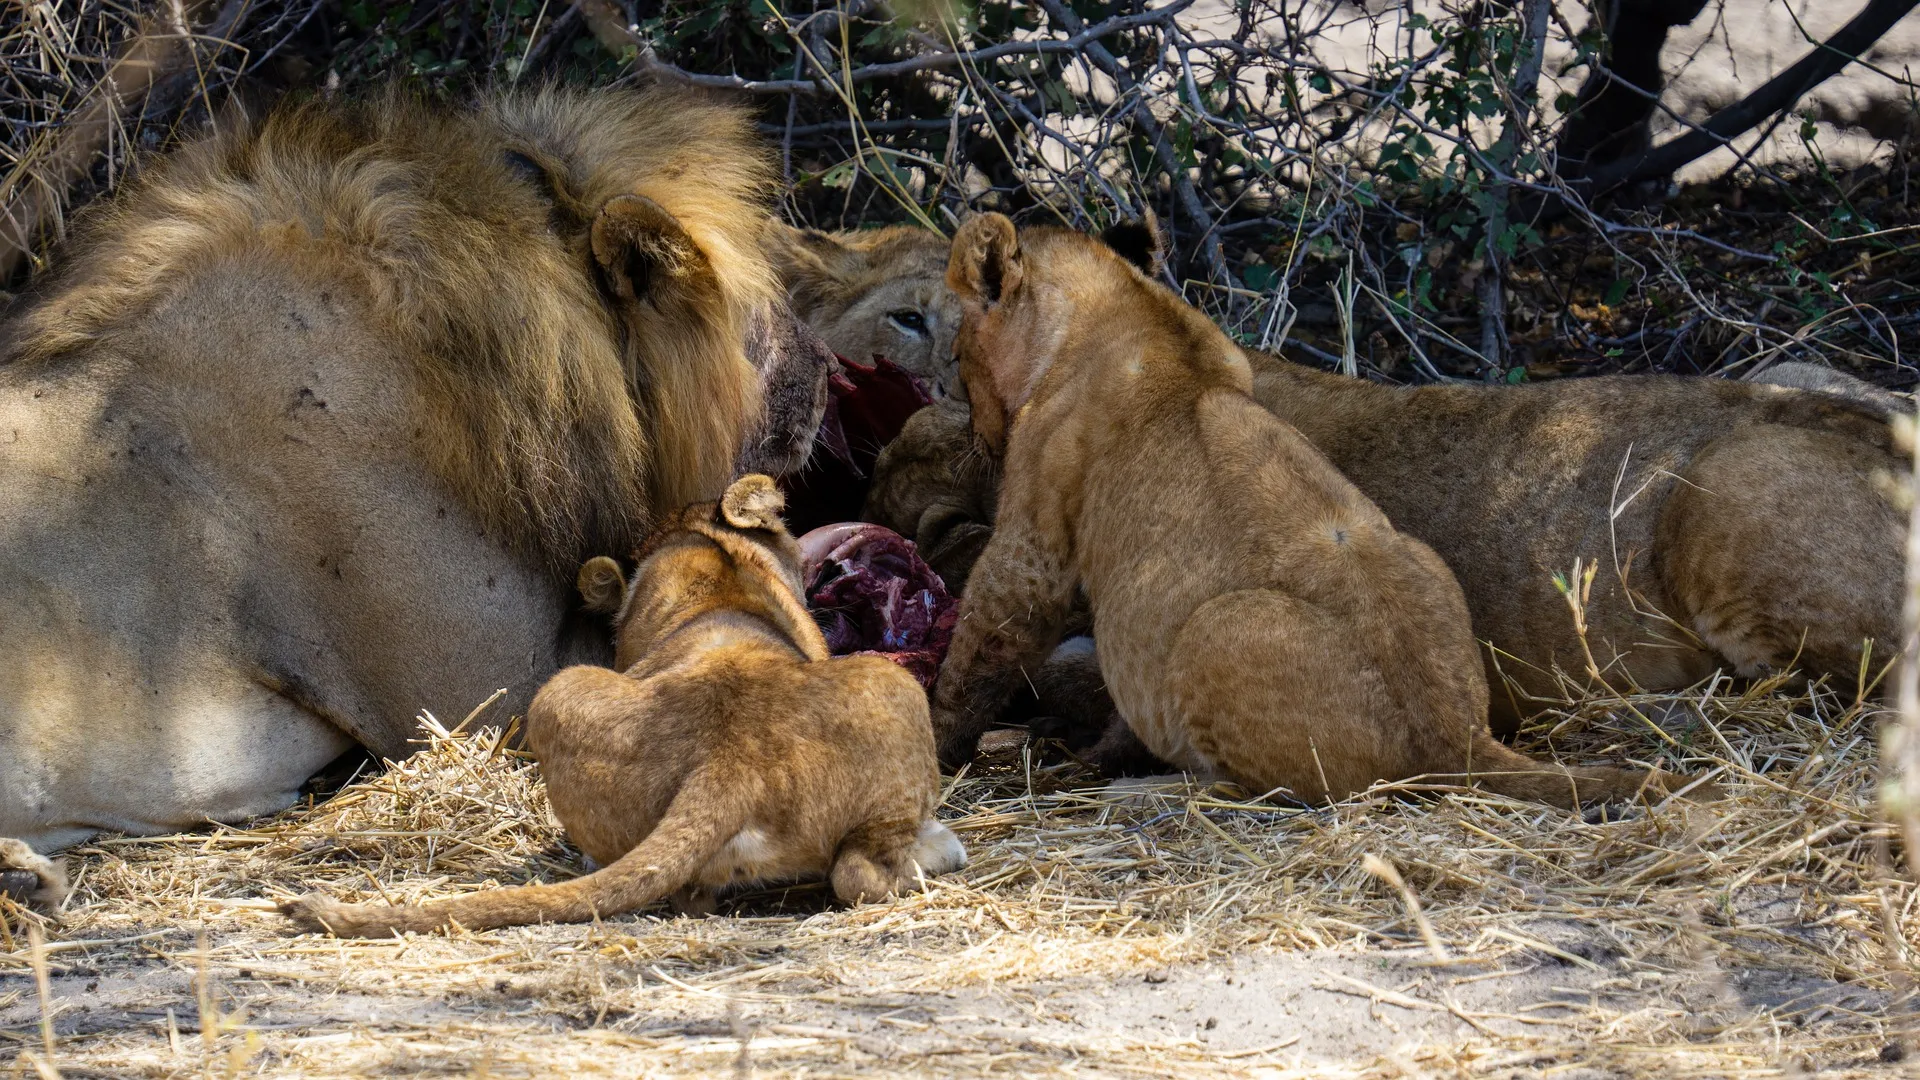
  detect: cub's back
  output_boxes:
[1191,388,1405,598]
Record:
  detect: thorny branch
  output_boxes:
[1,0,1916,391]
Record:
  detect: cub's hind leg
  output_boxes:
[1168,591,1668,808]
[830,817,959,904]
[524,665,677,871]
[1657,425,1902,688]
[1160,590,1415,803]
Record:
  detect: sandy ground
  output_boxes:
[0,681,1909,1078]
[0,919,1892,1077]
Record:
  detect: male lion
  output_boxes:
[866,227,1903,746]
[768,222,963,398]
[0,87,830,888]
[930,214,1671,807]
[282,476,964,937]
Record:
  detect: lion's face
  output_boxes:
[738,301,834,478]
[768,224,963,399]
[8,87,828,568]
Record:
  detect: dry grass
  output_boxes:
[0,674,1908,1078]
[0,6,1914,1078]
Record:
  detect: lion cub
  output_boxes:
[281,475,965,937]
[931,215,1671,808]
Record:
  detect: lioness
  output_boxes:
[930,214,1668,807]
[868,230,1903,738]
[0,87,830,878]
[768,222,963,398]
[282,476,965,937]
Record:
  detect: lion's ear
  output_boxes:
[576,556,628,615]
[1099,212,1166,278]
[947,214,1022,309]
[766,222,869,314]
[591,194,715,303]
[720,474,786,531]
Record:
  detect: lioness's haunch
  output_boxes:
[929,215,1678,808]
[865,228,1902,738]
[281,476,964,937]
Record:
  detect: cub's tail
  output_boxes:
[1435,734,1701,810]
[280,768,750,938]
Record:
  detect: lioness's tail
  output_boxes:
[1440,734,1687,810]
[280,769,750,938]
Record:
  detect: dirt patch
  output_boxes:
[0,678,1911,1077]
[0,921,1897,1076]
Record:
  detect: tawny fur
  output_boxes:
[576,555,628,616]
[280,476,965,938]
[864,230,1903,734]
[767,222,964,398]
[0,839,68,908]
[929,215,1673,808]
[0,87,828,852]
[862,399,999,593]
[9,86,781,565]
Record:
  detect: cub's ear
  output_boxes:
[591,194,717,304]
[947,213,1022,309]
[720,474,787,531]
[576,556,628,615]
[1098,212,1166,277]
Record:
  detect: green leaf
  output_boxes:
[1174,118,1196,169]
[1604,278,1630,306]
[817,161,856,189]
[1044,79,1078,117]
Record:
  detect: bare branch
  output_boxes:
[0,0,251,283]
[573,0,1196,96]
[1535,0,1920,219]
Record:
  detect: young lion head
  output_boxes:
[945,212,1196,455]
[767,223,963,399]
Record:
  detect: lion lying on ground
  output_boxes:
[282,476,964,937]
[865,228,1903,744]
[0,87,830,891]
[929,214,1674,807]
[768,222,964,399]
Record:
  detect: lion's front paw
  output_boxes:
[932,717,982,771]
[0,838,68,909]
